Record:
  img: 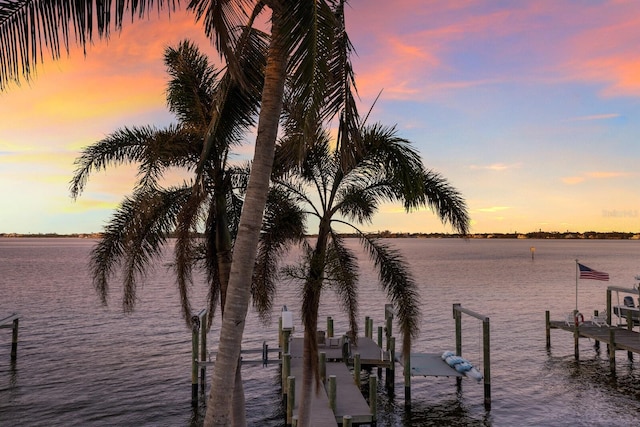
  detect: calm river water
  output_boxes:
[1,237,640,426]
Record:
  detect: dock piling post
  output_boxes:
[354,353,361,387]
[327,316,334,338]
[545,311,551,349]
[365,316,370,338]
[483,317,491,410]
[404,348,411,405]
[287,376,295,425]
[11,317,18,361]
[342,415,352,427]
[368,318,374,339]
[573,311,580,361]
[453,304,462,388]
[282,353,291,394]
[191,315,200,408]
[369,373,378,424]
[320,352,326,383]
[609,328,616,374]
[386,336,395,391]
[198,309,207,392]
[329,375,337,412]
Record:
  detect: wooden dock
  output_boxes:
[546,311,640,372]
[287,337,374,425]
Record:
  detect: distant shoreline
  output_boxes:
[2,231,639,240]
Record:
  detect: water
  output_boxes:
[1,237,640,426]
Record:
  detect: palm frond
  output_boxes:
[165,39,220,128]
[417,170,470,235]
[187,0,258,87]
[358,233,420,360]
[325,232,358,339]
[90,185,190,312]
[0,0,178,91]
[70,124,201,198]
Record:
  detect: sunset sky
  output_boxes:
[2,1,640,234]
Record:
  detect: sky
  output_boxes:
[1,0,640,235]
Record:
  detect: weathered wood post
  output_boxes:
[319,352,327,383]
[482,316,491,410]
[354,353,361,387]
[385,304,394,390]
[404,347,411,405]
[387,336,396,391]
[593,310,600,349]
[191,315,200,408]
[609,328,616,374]
[11,317,19,361]
[573,310,580,360]
[327,316,334,338]
[287,376,295,425]
[606,289,612,326]
[342,415,352,427]
[365,316,370,338]
[369,373,378,425]
[282,353,291,394]
[453,304,462,388]
[626,310,634,359]
[368,317,374,339]
[377,326,383,348]
[198,309,207,392]
[328,375,337,412]
[545,310,551,349]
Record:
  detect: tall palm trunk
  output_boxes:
[213,193,246,426]
[298,219,330,426]
[204,6,288,426]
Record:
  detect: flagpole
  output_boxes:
[575,259,579,312]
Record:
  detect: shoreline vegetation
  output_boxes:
[2,231,640,240]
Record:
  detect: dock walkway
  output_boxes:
[288,337,373,425]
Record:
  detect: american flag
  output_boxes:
[578,263,609,281]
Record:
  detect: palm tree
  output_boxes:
[70,39,305,424]
[1,2,350,424]
[273,122,470,425]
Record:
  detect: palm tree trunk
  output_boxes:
[204,6,288,426]
[298,221,330,426]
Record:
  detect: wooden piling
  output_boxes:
[287,376,295,425]
[572,311,579,360]
[354,353,361,387]
[626,311,634,359]
[365,316,370,338]
[191,316,200,408]
[386,336,395,391]
[11,318,18,361]
[367,318,373,339]
[328,375,337,412]
[369,373,378,423]
[198,309,207,392]
[283,353,291,394]
[483,317,491,410]
[327,316,334,338]
[404,347,411,405]
[320,352,326,383]
[545,310,551,349]
[377,326,383,348]
[609,328,616,374]
[342,415,352,427]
